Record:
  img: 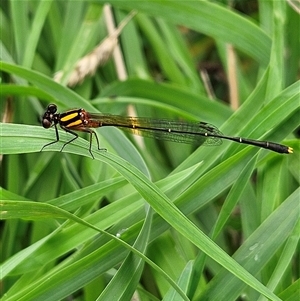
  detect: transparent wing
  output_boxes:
[88,114,223,146]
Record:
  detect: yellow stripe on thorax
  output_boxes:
[60,112,78,122]
[66,119,83,128]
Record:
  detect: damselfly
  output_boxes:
[41,104,293,158]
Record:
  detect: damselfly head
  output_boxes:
[42,117,52,129]
[42,104,58,128]
[46,104,58,114]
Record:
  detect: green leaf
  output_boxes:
[97,0,271,65]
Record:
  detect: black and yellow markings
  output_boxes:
[41,103,293,158]
[60,111,79,122]
[59,110,84,128]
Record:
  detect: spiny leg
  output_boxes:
[60,127,79,151]
[88,130,106,159]
[41,123,61,152]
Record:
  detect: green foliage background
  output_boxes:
[0,1,299,301]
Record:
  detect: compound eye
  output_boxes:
[47,104,57,113]
[42,118,52,129]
